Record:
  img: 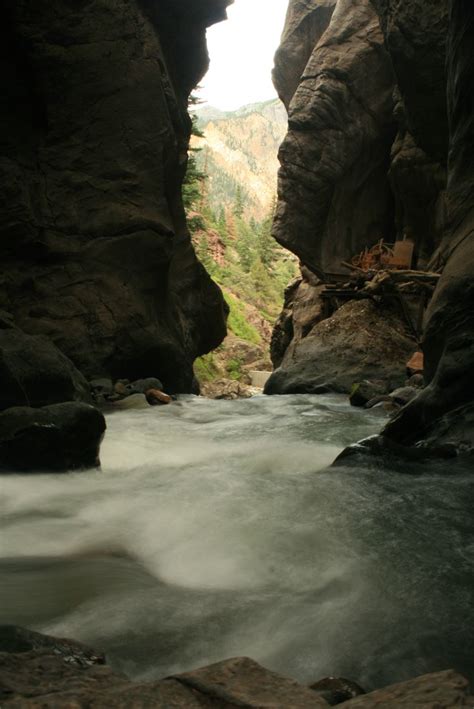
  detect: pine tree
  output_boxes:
[258,196,277,267]
[183,96,207,229]
[233,185,244,219]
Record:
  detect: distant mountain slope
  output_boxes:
[193,99,287,221]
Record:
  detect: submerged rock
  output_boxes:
[0,403,106,472]
[0,330,91,411]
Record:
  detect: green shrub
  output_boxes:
[224,293,261,344]
[226,357,243,380]
[194,353,219,382]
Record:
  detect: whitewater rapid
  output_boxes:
[1,394,473,690]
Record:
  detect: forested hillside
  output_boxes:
[192,99,287,222]
[184,100,296,392]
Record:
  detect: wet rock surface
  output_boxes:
[339,669,473,707]
[0,403,106,472]
[0,329,91,411]
[310,675,366,705]
[0,628,472,708]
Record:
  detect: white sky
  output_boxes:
[197,0,289,110]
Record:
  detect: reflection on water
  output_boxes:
[1,394,473,689]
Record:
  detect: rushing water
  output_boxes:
[1,393,474,690]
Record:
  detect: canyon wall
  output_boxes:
[379,0,474,450]
[0,0,230,393]
[270,0,474,450]
[272,0,448,275]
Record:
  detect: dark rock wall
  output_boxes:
[273,0,396,275]
[372,0,449,264]
[273,0,450,275]
[268,0,453,397]
[0,0,229,393]
[381,0,474,447]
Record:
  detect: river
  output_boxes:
[1,394,473,690]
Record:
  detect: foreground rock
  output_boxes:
[0,403,106,472]
[1,0,229,393]
[310,676,365,705]
[339,669,472,707]
[0,628,472,707]
[265,300,415,395]
[0,330,91,411]
[0,629,327,708]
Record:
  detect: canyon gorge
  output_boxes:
[1,0,474,706]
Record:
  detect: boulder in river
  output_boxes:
[145,389,172,405]
[0,403,106,473]
[265,300,416,396]
[350,380,389,408]
[0,330,91,411]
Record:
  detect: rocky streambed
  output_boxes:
[1,394,474,701]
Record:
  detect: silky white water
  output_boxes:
[1,394,473,690]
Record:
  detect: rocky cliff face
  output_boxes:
[0,0,229,393]
[271,0,474,452]
[194,100,287,222]
[379,0,474,452]
[272,0,448,274]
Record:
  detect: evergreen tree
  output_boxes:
[233,185,244,219]
[258,196,277,267]
[183,96,206,229]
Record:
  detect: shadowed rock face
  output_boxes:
[273,0,449,275]
[268,0,455,398]
[0,0,229,393]
[273,0,396,274]
[379,0,474,451]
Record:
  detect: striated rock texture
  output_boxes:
[377,0,474,452]
[0,0,229,394]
